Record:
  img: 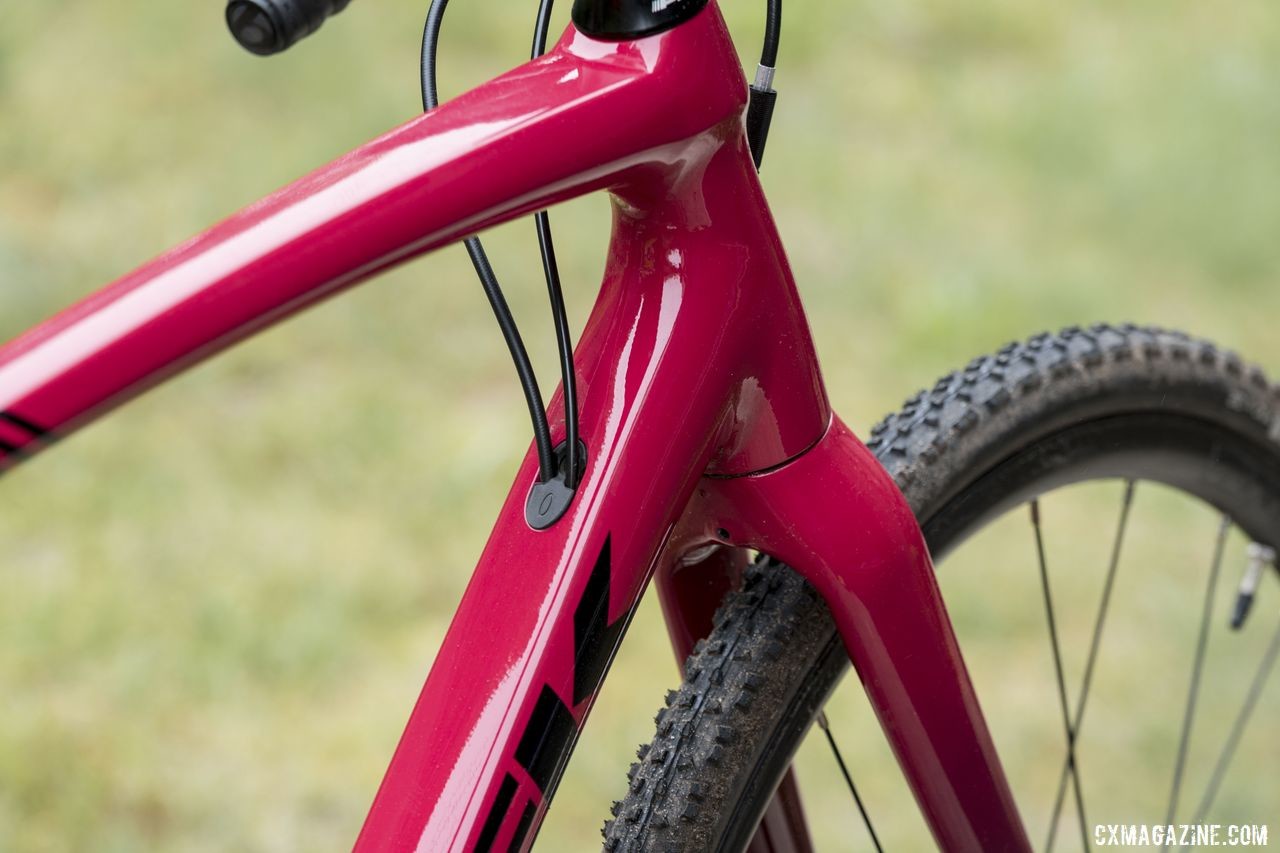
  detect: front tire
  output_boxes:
[602,324,1280,851]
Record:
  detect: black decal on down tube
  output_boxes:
[475,773,519,853]
[0,411,49,437]
[496,533,639,846]
[507,799,537,853]
[572,535,633,705]
[514,684,577,796]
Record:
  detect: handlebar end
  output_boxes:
[226,0,350,57]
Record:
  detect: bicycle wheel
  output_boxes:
[602,324,1280,851]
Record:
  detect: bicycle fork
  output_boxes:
[661,416,1031,851]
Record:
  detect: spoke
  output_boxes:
[1045,480,1135,849]
[816,710,883,853]
[1188,617,1280,827]
[1161,515,1230,848]
[1031,500,1091,853]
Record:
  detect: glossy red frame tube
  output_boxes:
[0,5,1029,851]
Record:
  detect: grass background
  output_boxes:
[1,0,1278,849]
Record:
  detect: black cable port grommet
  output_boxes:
[526,440,588,530]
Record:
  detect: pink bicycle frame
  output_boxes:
[0,5,1030,851]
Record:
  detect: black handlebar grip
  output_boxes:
[226,0,352,56]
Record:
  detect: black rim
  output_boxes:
[924,412,1280,560]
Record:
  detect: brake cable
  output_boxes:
[747,0,782,168]
[419,0,781,515]
[530,0,581,491]
[420,0,579,493]
[235,0,792,506]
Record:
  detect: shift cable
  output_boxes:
[419,0,785,488]
[419,0,570,486]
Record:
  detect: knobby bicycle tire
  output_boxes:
[602,323,1280,851]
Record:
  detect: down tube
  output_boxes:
[356,214,752,851]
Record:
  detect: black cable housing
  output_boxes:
[747,0,782,168]
[418,0,778,486]
[760,0,781,68]
[420,0,558,482]
[530,0,582,489]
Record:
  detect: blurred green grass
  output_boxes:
[1,0,1278,849]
